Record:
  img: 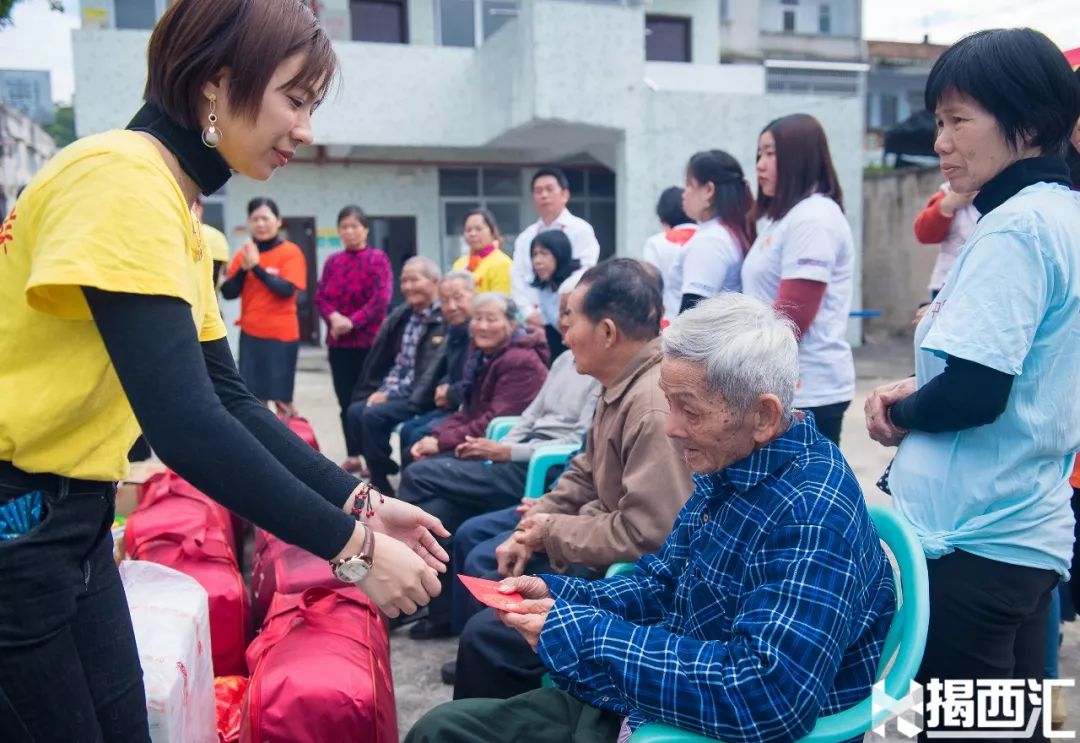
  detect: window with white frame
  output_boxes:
[818,4,831,34]
[437,0,519,47]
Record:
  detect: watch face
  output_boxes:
[334,557,370,584]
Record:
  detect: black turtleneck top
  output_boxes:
[888,156,1072,433]
[67,106,360,561]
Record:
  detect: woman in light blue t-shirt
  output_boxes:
[865,28,1080,715]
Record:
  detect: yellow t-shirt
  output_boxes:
[452,248,513,294]
[0,130,227,481]
[202,223,230,264]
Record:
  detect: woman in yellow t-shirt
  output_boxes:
[0,2,447,739]
[452,207,513,294]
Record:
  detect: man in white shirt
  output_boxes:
[511,167,601,312]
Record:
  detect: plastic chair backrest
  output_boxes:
[627,504,929,743]
[523,444,579,499]
[486,417,520,442]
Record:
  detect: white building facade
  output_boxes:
[0,101,56,219]
[73,0,866,341]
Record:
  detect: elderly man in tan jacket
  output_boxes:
[447,258,694,701]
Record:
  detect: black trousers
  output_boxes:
[918,549,1057,742]
[406,687,621,743]
[804,400,850,446]
[344,396,414,492]
[0,465,149,742]
[398,454,529,626]
[328,346,369,457]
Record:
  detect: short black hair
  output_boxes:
[337,205,368,228]
[247,197,280,217]
[925,28,1080,155]
[531,167,569,191]
[655,186,690,228]
[530,230,581,289]
[577,258,662,342]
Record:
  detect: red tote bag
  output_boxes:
[241,586,396,743]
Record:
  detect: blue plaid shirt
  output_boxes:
[379,307,431,398]
[538,415,895,743]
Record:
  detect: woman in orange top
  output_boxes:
[222,197,307,416]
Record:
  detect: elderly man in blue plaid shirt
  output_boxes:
[407,293,895,743]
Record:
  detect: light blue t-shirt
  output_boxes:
[890,181,1080,578]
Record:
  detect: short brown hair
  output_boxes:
[752,114,843,222]
[145,0,337,129]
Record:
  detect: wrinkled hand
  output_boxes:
[496,598,554,652]
[410,436,440,461]
[515,496,540,515]
[434,383,450,409]
[367,390,389,406]
[514,514,551,551]
[496,533,534,578]
[358,532,442,618]
[864,377,916,447]
[455,436,511,462]
[329,312,354,338]
[363,496,450,572]
[497,575,551,601]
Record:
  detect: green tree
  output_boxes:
[46,104,75,147]
[0,0,64,28]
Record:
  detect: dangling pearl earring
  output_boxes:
[202,94,221,148]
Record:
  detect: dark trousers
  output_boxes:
[399,409,451,469]
[0,467,149,743]
[328,347,369,457]
[406,686,621,743]
[399,461,530,628]
[804,400,850,446]
[345,396,414,492]
[451,506,530,633]
[918,549,1057,742]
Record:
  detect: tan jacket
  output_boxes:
[532,337,693,571]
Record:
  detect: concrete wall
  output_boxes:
[861,166,942,337]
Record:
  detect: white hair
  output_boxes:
[443,270,476,289]
[472,292,519,322]
[403,255,442,281]
[662,293,799,415]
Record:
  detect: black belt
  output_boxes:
[0,461,115,496]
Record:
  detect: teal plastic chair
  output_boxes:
[627,504,929,742]
[486,416,520,442]
[523,444,579,499]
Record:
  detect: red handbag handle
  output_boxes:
[131,528,235,563]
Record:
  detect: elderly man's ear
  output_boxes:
[750,394,787,445]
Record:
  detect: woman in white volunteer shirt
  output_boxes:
[671,150,755,314]
[742,114,854,445]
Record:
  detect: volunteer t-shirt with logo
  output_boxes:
[0,130,226,481]
[670,218,744,303]
[741,193,854,408]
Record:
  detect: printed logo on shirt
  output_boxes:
[0,209,15,256]
[796,258,829,269]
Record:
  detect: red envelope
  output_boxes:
[458,575,525,612]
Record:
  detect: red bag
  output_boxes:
[250,529,340,627]
[280,414,320,451]
[137,471,240,556]
[127,507,251,676]
[241,586,396,743]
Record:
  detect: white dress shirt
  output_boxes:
[510,208,600,311]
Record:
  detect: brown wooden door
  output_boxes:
[280,216,320,345]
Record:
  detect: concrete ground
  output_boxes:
[292,337,1080,741]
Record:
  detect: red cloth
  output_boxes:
[215,676,248,743]
[913,191,955,245]
[664,226,697,246]
[467,243,498,272]
[251,529,342,627]
[775,278,828,340]
[225,241,307,342]
[432,329,550,451]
